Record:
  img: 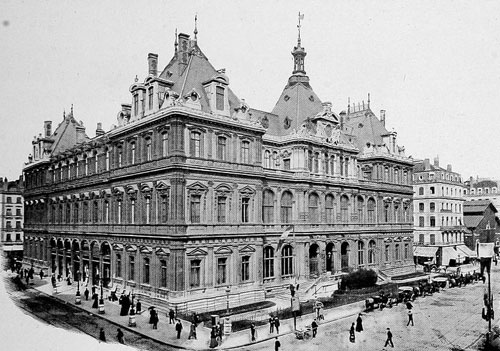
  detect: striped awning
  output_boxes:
[413,246,438,257]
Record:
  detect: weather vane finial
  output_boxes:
[297,12,304,46]
[194,14,198,40]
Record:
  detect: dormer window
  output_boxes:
[148,87,154,110]
[216,86,224,110]
[133,94,139,116]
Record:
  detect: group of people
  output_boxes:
[98,327,125,344]
[268,315,281,334]
[349,313,364,343]
[209,321,224,348]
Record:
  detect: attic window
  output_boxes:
[216,86,224,110]
[358,123,364,128]
[284,117,291,129]
[309,95,315,102]
[191,91,199,101]
[262,116,269,129]
[284,95,290,101]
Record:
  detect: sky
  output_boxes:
[1,0,500,183]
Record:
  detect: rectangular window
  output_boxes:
[148,87,154,110]
[160,196,168,223]
[190,259,201,288]
[130,199,135,224]
[104,201,109,223]
[430,234,436,245]
[15,221,21,229]
[15,233,20,241]
[241,256,250,281]
[241,141,250,163]
[404,244,409,259]
[6,197,11,203]
[190,195,201,223]
[385,245,390,262]
[131,142,136,164]
[217,257,227,285]
[143,258,150,284]
[216,86,224,110]
[241,197,250,223]
[419,203,424,212]
[117,200,122,224]
[160,260,167,288]
[116,255,122,277]
[133,94,139,115]
[217,137,227,161]
[93,201,99,223]
[419,234,424,244]
[145,197,151,224]
[162,132,168,157]
[419,216,425,227]
[283,159,291,170]
[430,216,436,227]
[16,208,21,216]
[217,197,226,223]
[264,248,274,278]
[190,132,201,157]
[145,138,152,161]
[129,256,135,281]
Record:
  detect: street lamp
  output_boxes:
[98,278,105,314]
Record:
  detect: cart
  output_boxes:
[295,326,312,340]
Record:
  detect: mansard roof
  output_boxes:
[343,107,389,151]
[46,111,89,157]
[157,38,241,115]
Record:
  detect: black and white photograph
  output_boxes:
[1,1,500,350]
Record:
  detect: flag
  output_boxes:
[299,13,304,20]
[277,225,293,251]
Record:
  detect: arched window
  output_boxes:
[395,244,401,261]
[368,240,376,264]
[281,191,293,223]
[308,193,319,222]
[217,196,227,223]
[367,198,376,223]
[272,151,278,168]
[340,195,349,222]
[264,150,271,168]
[281,245,293,276]
[358,241,365,265]
[357,196,364,222]
[325,194,334,222]
[264,246,274,278]
[262,190,274,223]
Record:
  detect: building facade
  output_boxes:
[22,27,414,310]
[412,158,473,268]
[463,200,500,250]
[464,177,500,211]
[0,178,24,265]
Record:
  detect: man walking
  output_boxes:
[384,328,394,348]
[269,315,274,333]
[274,336,281,351]
[175,319,183,339]
[116,328,124,344]
[169,309,175,324]
[407,309,414,326]
[274,316,280,334]
[250,323,256,342]
[311,319,318,338]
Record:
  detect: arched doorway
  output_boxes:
[56,239,64,277]
[81,240,90,284]
[326,242,335,272]
[341,242,349,272]
[64,239,72,277]
[90,241,100,286]
[50,238,57,273]
[309,243,320,277]
[101,242,112,288]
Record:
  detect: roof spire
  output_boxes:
[297,12,304,47]
[194,14,198,41]
[70,103,74,116]
[367,93,370,108]
[174,28,178,54]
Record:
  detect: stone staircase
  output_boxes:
[379,264,416,281]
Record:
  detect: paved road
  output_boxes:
[241,266,500,351]
[5,276,178,351]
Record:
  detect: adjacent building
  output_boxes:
[463,200,500,250]
[0,178,24,265]
[412,157,473,268]
[22,26,415,310]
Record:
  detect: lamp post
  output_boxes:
[98,278,105,314]
[75,279,81,305]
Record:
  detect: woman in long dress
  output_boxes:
[356,313,363,332]
[209,327,218,348]
[349,322,355,343]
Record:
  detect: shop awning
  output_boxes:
[413,246,438,257]
[442,246,459,265]
[456,245,477,258]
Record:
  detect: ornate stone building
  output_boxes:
[0,178,24,264]
[22,26,414,310]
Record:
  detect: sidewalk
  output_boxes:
[21,273,364,350]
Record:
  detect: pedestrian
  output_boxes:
[274,316,280,334]
[116,328,124,344]
[92,292,99,308]
[175,319,183,339]
[269,315,275,333]
[250,323,256,342]
[149,307,156,324]
[209,326,218,348]
[136,299,142,313]
[217,321,223,345]
[407,308,414,326]
[25,274,29,286]
[274,337,281,351]
[384,328,394,348]
[39,269,44,280]
[349,322,355,343]
[311,319,318,338]
[188,321,197,340]
[51,274,56,288]
[356,313,363,332]
[84,287,89,301]
[169,309,175,324]
[99,327,106,342]
[152,310,159,329]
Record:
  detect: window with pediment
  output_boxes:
[217,257,227,285]
[190,131,202,157]
[264,246,274,278]
[161,131,168,157]
[325,194,334,222]
[190,259,201,288]
[340,195,349,222]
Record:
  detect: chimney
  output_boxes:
[148,53,158,77]
[424,158,430,170]
[447,164,452,172]
[96,122,105,137]
[433,156,439,167]
[178,33,191,66]
[44,121,52,137]
[339,110,346,129]
[380,110,386,126]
